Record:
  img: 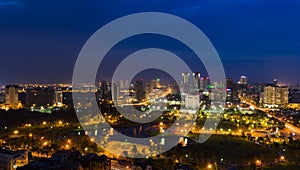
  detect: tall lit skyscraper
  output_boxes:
[225,78,239,105]
[263,85,288,107]
[237,75,248,96]
[181,73,190,85]
[238,76,248,85]
[98,81,111,100]
[5,85,19,109]
[192,72,200,89]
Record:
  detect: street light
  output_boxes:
[207,164,212,169]
[256,160,262,166]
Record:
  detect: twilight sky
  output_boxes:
[0,0,300,84]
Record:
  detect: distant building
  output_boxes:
[134,80,145,102]
[0,84,5,103]
[247,84,264,105]
[18,151,110,170]
[192,72,201,89]
[273,79,278,86]
[170,82,180,94]
[181,73,190,85]
[153,79,161,89]
[238,76,248,85]
[289,88,300,103]
[0,149,28,170]
[237,76,248,96]
[112,81,120,104]
[5,85,20,109]
[184,94,199,109]
[144,81,152,97]
[62,92,73,106]
[225,78,239,105]
[55,88,63,106]
[0,93,5,104]
[98,81,112,100]
[263,85,288,107]
[200,77,210,90]
[25,87,55,107]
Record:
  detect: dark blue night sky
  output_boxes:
[0,0,300,84]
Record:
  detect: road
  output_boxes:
[241,99,300,140]
[111,160,130,170]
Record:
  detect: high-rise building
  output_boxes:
[237,75,248,96]
[263,85,288,107]
[247,84,264,104]
[144,80,154,97]
[25,87,55,107]
[192,72,200,89]
[289,88,300,103]
[181,73,190,85]
[5,85,19,109]
[225,78,239,105]
[238,76,248,85]
[200,77,210,90]
[134,79,145,102]
[112,81,120,104]
[98,81,112,100]
[0,93,5,104]
[55,88,63,106]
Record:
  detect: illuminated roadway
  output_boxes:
[241,98,300,140]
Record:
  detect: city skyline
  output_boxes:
[2,1,300,169]
[1,0,300,84]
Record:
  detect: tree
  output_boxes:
[274,142,280,149]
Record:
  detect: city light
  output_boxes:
[1,70,300,169]
[256,160,262,166]
[207,164,212,169]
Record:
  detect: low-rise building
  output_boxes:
[0,149,28,170]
